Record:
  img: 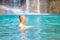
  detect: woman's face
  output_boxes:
[20,16,26,24]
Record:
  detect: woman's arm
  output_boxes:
[25,25,33,29]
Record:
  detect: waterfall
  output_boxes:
[10,0,21,7]
[37,0,40,13]
[26,0,40,13]
[1,0,41,14]
[26,0,29,13]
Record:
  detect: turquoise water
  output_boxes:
[0,15,60,40]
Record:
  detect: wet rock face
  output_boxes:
[0,9,5,13]
[21,0,26,5]
[40,0,60,13]
[48,0,60,13]
[40,0,47,13]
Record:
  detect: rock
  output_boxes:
[48,0,60,13]
[0,9,4,14]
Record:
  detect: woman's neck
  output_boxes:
[20,22,25,24]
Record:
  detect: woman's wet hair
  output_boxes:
[19,16,21,19]
[19,16,22,22]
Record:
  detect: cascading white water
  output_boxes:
[37,0,40,13]
[26,0,40,13]
[1,0,41,14]
[26,0,29,13]
[10,0,21,7]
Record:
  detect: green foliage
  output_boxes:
[0,0,2,3]
[49,0,60,2]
